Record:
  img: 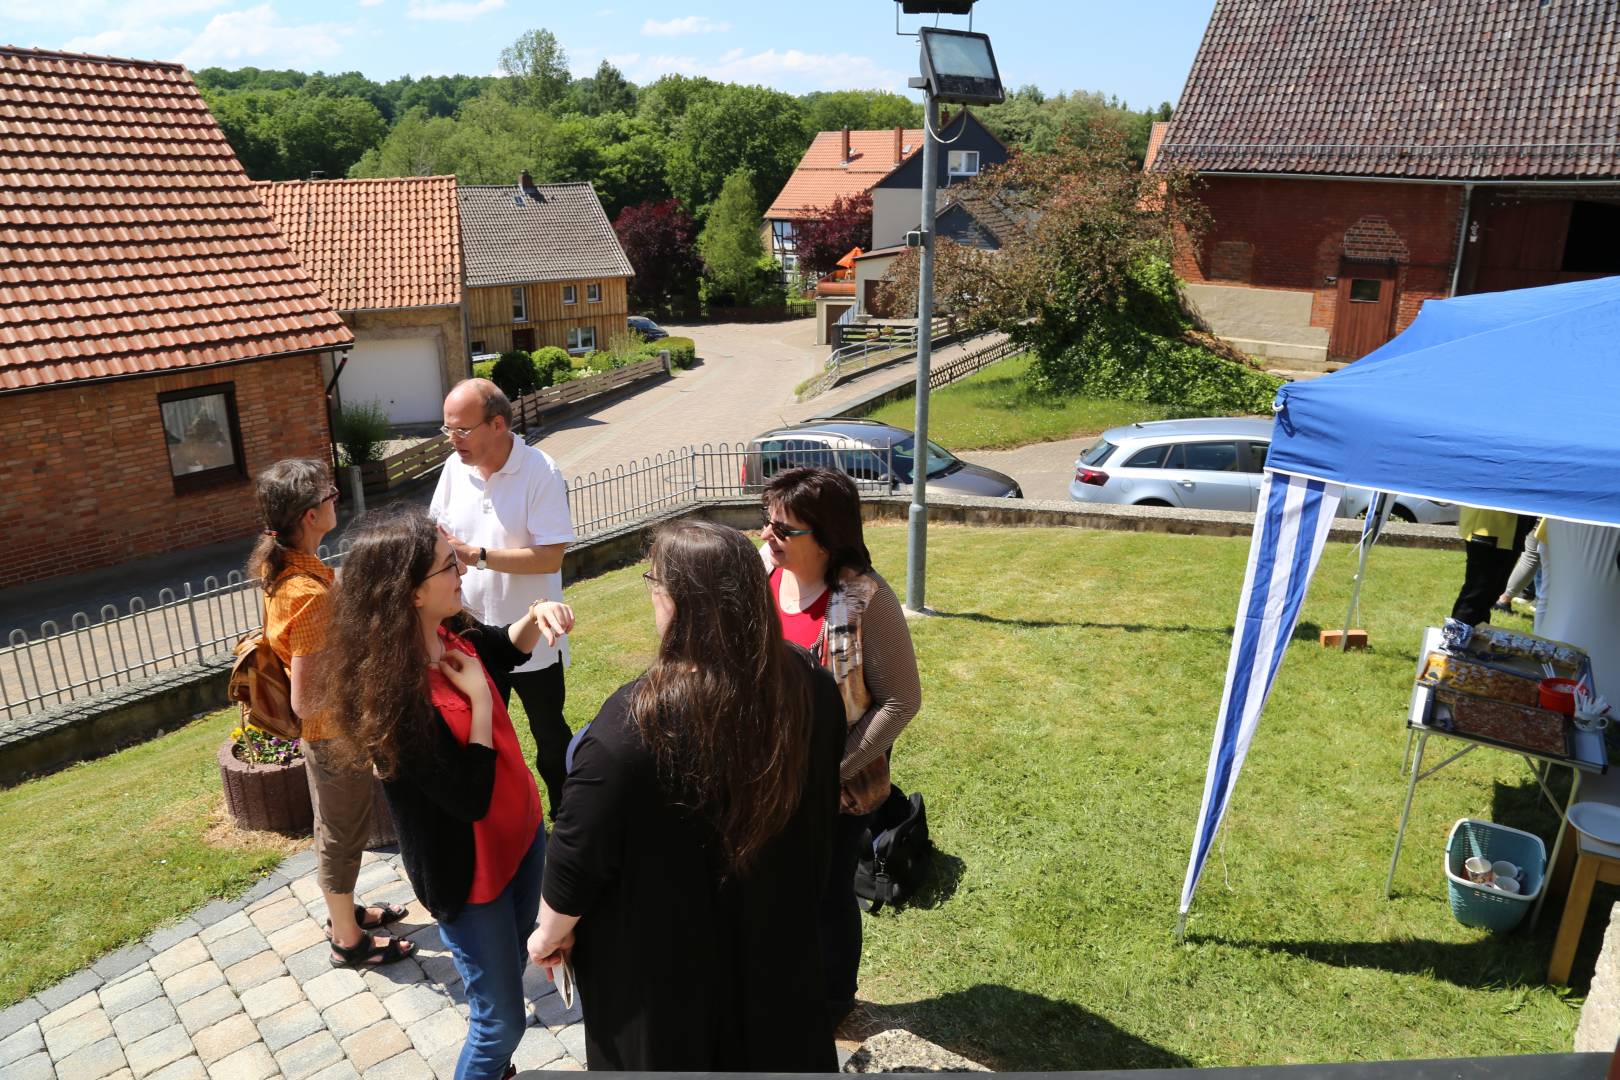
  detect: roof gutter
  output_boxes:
[0,342,352,398]
[1181,170,1620,187]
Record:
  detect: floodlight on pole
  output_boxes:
[896,0,1003,616]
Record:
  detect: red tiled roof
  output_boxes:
[1157,0,1620,180]
[254,176,460,312]
[1143,121,1169,172]
[765,127,923,220]
[0,47,353,393]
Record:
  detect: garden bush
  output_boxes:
[662,336,696,369]
[490,350,539,399]
[333,399,391,467]
[531,346,573,388]
[472,359,496,383]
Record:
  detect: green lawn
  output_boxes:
[866,352,1214,450]
[0,524,1592,1070]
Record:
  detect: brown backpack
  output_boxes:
[227,630,302,741]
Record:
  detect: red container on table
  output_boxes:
[1539,677,1578,715]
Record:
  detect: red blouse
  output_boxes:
[771,567,831,653]
[427,626,542,904]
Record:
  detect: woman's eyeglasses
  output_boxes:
[305,485,339,513]
[425,550,462,580]
[642,571,661,588]
[760,511,812,538]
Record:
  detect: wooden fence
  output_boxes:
[928,336,1025,390]
[356,355,672,496]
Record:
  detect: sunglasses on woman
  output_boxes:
[760,511,812,538]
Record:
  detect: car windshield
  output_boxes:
[1080,438,1115,466]
[888,435,959,483]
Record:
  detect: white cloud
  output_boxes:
[63,25,195,59]
[359,0,385,7]
[405,0,503,19]
[641,15,729,37]
[614,47,909,94]
[174,4,347,67]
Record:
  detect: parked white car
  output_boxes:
[1070,418,1457,523]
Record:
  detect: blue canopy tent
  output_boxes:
[1178,276,1620,937]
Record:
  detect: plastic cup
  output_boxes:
[1464,856,1494,883]
[1491,860,1520,881]
[1492,876,1520,894]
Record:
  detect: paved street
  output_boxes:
[0,847,584,1080]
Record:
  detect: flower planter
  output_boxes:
[218,739,313,836]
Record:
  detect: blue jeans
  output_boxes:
[438,829,546,1080]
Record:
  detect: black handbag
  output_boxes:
[854,785,932,913]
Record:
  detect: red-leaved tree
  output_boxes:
[613,199,702,314]
[794,192,873,280]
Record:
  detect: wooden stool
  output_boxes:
[1548,829,1620,984]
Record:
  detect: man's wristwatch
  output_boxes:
[475,547,488,570]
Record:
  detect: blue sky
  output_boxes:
[6,1,1216,110]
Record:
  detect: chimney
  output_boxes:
[519,169,534,191]
[840,127,851,165]
[893,126,903,165]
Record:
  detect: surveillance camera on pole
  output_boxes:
[894,0,1004,615]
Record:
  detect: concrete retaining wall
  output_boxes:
[0,495,1456,786]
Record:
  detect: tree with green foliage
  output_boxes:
[801,89,921,134]
[664,83,807,219]
[595,118,673,217]
[275,95,388,179]
[698,170,771,305]
[634,74,723,135]
[350,93,550,183]
[568,60,637,117]
[499,29,570,110]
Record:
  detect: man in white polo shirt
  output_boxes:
[430,378,576,816]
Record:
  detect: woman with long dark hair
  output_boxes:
[317,505,573,1080]
[249,458,415,969]
[526,521,843,1071]
[760,467,921,1028]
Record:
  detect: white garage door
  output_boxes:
[338,338,443,425]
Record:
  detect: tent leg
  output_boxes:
[1531,769,1582,931]
[1387,732,1428,897]
[1174,910,1188,945]
[1401,727,1416,775]
[1341,518,1376,652]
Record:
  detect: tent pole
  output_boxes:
[1341,495,1379,651]
[1174,910,1188,945]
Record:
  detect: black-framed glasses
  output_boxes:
[642,570,661,588]
[304,485,339,514]
[425,550,462,580]
[439,418,491,440]
[761,511,812,538]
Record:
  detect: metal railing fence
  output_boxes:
[2,443,898,728]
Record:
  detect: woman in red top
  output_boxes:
[318,506,573,1080]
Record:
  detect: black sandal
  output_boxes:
[329,931,417,969]
[324,902,409,940]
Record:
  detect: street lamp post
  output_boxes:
[897,12,1005,615]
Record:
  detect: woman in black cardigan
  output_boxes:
[527,520,843,1071]
[319,506,573,1080]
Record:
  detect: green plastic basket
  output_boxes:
[1444,818,1545,933]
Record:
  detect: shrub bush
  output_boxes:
[472,359,496,383]
[491,350,539,399]
[531,346,573,388]
[662,336,696,369]
[333,399,391,467]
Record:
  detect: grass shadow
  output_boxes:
[847,983,1194,1071]
[930,609,1232,635]
[1187,932,1553,991]
[894,849,965,911]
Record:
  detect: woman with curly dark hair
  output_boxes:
[316,504,573,1080]
[248,458,415,969]
[526,521,843,1071]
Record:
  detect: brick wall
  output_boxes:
[1176,177,1465,334]
[0,354,331,590]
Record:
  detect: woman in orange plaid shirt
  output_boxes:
[249,458,418,969]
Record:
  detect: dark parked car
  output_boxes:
[627,316,668,341]
[740,418,1022,498]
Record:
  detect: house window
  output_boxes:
[511,287,527,322]
[159,384,245,492]
[586,283,601,303]
[1348,279,1381,303]
[567,326,596,353]
[948,150,980,177]
[562,285,577,305]
[772,219,797,254]
[470,340,486,355]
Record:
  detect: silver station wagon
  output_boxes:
[1069,418,1456,522]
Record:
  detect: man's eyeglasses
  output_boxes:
[761,511,812,538]
[425,550,462,580]
[439,418,492,440]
